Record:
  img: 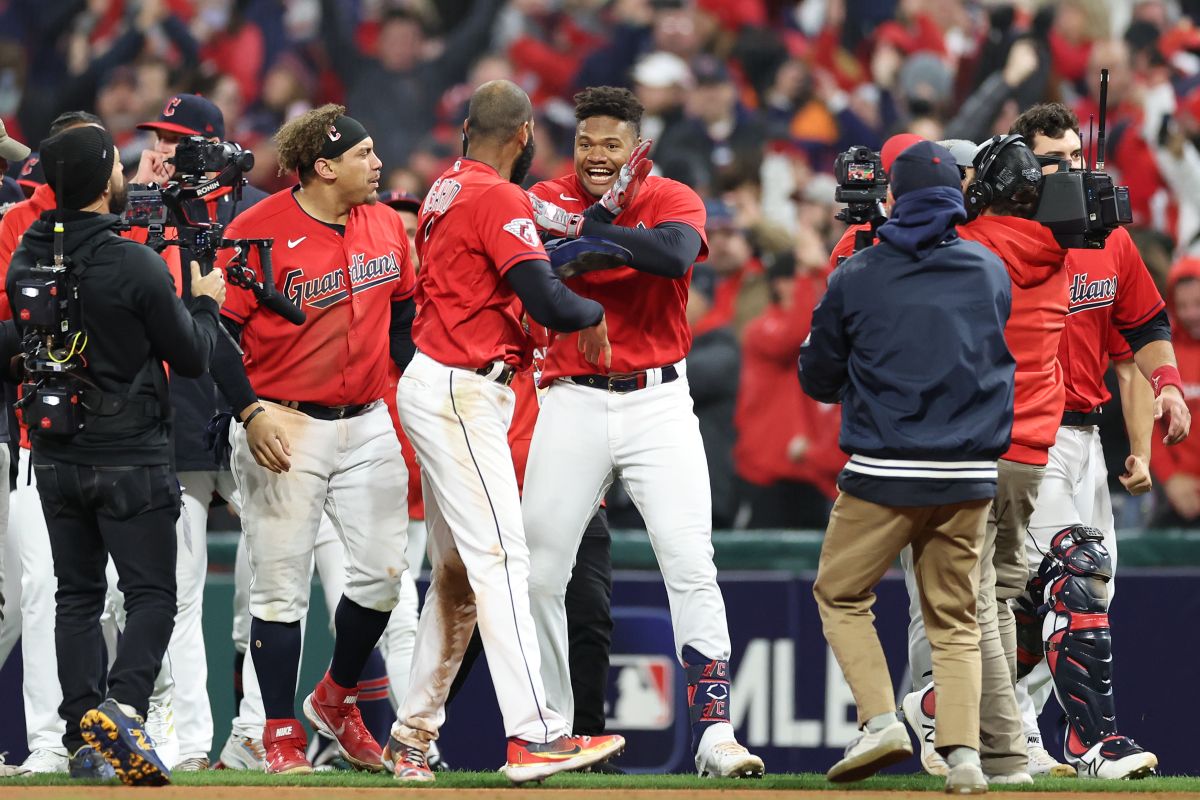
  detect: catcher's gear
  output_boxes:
[545,237,632,279]
[598,139,654,217]
[528,193,585,238]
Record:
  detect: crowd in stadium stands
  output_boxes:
[4,0,1200,530]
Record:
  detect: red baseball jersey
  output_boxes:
[1058,228,1164,412]
[529,174,708,382]
[412,159,547,370]
[219,187,414,406]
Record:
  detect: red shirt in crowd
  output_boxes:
[220,187,414,406]
[1153,258,1200,484]
[529,173,708,382]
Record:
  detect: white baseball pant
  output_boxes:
[378,519,426,711]
[394,352,567,745]
[523,367,731,728]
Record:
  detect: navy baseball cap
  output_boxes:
[137,94,225,139]
[378,190,422,213]
[704,198,736,230]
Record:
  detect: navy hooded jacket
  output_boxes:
[799,185,1016,507]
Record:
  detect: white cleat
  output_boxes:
[695,740,764,778]
[827,721,912,783]
[987,771,1033,785]
[1071,738,1158,780]
[15,748,69,775]
[216,733,266,771]
[145,702,179,770]
[901,687,948,777]
[945,761,988,794]
[1026,739,1075,777]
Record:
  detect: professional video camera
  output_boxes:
[121,135,305,326]
[1033,69,1133,249]
[833,146,889,254]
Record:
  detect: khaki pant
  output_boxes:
[993,460,1044,681]
[815,491,987,750]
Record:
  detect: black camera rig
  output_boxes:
[833,146,888,254]
[122,136,305,326]
[1033,69,1133,248]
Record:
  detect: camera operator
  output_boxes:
[129,92,269,772]
[1011,102,1187,780]
[6,125,225,785]
[899,134,1067,783]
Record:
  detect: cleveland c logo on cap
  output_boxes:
[327,125,341,142]
[163,97,182,117]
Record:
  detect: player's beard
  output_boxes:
[108,174,129,216]
[510,137,536,186]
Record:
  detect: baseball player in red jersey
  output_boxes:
[385,80,622,785]
[522,87,764,778]
[211,105,415,775]
[1008,103,1190,780]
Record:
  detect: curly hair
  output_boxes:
[1010,102,1080,143]
[274,103,346,182]
[574,86,643,134]
[990,184,1041,219]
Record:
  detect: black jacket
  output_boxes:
[799,197,1015,507]
[687,326,741,527]
[171,185,268,470]
[8,211,218,466]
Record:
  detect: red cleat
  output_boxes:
[503,733,625,784]
[262,719,312,775]
[302,671,384,772]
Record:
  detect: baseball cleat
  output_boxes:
[827,720,912,783]
[174,756,210,771]
[1070,736,1157,780]
[695,739,765,778]
[1026,737,1075,777]
[303,672,384,772]
[901,686,948,776]
[80,699,171,786]
[67,745,117,781]
[216,733,266,770]
[13,747,69,775]
[944,761,988,794]
[382,732,435,783]
[987,771,1033,785]
[262,718,313,774]
[502,733,625,785]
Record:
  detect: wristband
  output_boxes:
[1151,364,1183,398]
[242,405,266,428]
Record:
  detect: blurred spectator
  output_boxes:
[686,263,741,527]
[319,0,504,172]
[683,54,767,183]
[1152,256,1200,524]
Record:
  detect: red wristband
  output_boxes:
[1151,364,1183,398]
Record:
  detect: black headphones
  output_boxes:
[964,134,1026,218]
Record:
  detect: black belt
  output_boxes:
[570,365,678,394]
[1061,409,1103,427]
[260,398,373,420]
[475,362,517,386]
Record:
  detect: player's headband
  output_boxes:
[319,115,369,161]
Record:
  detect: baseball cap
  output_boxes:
[632,52,692,89]
[691,54,731,85]
[704,198,736,230]
[889,141,962,199]
[16,153,44,195]
[379,190,422,213]
[881,133,925,173]
[137,94,225,140]
[937,139,978,169]
[0,119,31,163]
[41,126,116,210]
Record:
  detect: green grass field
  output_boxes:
[9,769,1200,792]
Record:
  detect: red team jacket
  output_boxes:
[1151,258,1200,483]
[219,188,415,406]
[528,173,708,381]
[959,216,1069,466]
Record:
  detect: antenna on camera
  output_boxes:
[53,159,65,268]
[1096,68,1109,171]
[1086,116,1094,172]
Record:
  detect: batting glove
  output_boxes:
[528,193,585,238]
[598,139,654,217]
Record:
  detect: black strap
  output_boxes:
[1061,409,1103,427]
[570,365,679,394]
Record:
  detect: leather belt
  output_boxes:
[260,398,373,420]
[1061,408,1103,427]
[570,365,679,394]
[475,362,517,386]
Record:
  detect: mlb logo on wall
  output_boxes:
[606,655,674,730]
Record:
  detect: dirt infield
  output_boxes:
[7,790,1199,800]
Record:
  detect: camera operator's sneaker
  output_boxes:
[382,732,435,783]
[987,771,1033,785]
[1026,736,1074,777]
[302,671,384,772]
[945,761,988,794]
[68,745,117,781]
[262,719,312,774]
[216,733,265,770]
[901,686,949,776]
[827,720,912,783]
[502,734,625,784]
[80,699,171,786]
[1070,736,1157,780]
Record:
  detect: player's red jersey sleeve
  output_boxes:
[1111,228,1165,330]
[1107,325,1133,362]
[646,179,709,262]
[477,182,548,276]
